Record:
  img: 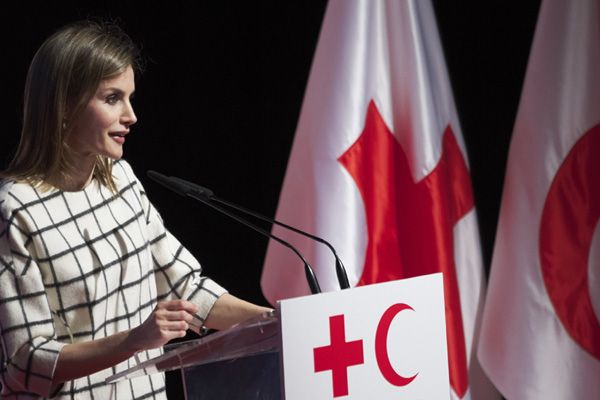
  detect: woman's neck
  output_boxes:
[56,156,96,192]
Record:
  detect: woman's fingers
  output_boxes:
[159,299,199,314]
[155,302,200,328]
[160,310,195,323]
[130,300,201,350]
[157,300,201,328]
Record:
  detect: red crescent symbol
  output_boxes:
[539,123,600,359]
[375,303,418,386]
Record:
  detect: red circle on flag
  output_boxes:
[539,123,600,360]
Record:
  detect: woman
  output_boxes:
[0,20,270,399]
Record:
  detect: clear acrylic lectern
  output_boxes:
[106,310,282,399]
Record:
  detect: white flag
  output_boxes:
[477,0,600,398]
[262,1,497,398]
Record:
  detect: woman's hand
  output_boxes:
[53,296,271,385]
[127,299,199,352]
[53,299,199,384]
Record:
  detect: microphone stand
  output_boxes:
[148,172,322,295]
[168,176,350,290]
[209,196,350,290]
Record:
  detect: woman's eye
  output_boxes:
[106,95,119,105]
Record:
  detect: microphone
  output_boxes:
[148,171,351,290]
[147,170,214,198]
[147,170,322,295]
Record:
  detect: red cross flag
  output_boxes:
[261,0,498,398]
[477,0,600,398]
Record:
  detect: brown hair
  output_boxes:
[3,20,141,192]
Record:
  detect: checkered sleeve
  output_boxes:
[120,163,227,325]
[0,201,66,398]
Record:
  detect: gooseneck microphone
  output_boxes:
[147,170,322,295]
[167,175,350,291]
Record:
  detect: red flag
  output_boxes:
[478,0,600,398]
[262,1,498,398]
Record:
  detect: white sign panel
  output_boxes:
[279,273,449,399]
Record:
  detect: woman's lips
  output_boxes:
[109,131,128,144]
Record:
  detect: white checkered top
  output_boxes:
[0,160,227,399]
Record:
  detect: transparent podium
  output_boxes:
[106,311,282,399]
[106,274,450,399]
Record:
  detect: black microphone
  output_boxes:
[149,171,351,290]
[171,177,350,289]
[147,170,322,295]
[147,170,214,198]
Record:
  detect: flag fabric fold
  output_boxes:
[262,1,497,398]
[478,0,600,398]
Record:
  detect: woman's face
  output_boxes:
[68,65,137,163]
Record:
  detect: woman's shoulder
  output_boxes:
[0,180,15,217]
[0,178,40,218]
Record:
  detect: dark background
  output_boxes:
[2,1,541,397]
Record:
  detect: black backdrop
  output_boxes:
[3,1,541,396]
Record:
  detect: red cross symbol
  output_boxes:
[338,100,472,396]
[313,314,365,397]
